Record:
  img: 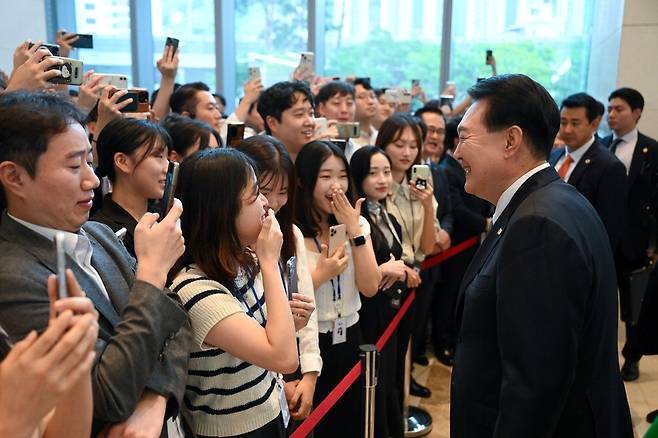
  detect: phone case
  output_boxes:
[328,224,347,256]
[412,165,431,189]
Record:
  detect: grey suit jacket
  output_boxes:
[0,213,192,435]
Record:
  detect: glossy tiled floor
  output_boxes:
[409,326,658,438]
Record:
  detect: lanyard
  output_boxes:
[313,237,342,314]
[278,260,288,297]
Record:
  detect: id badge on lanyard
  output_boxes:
[274,373,290,427]
[332,285,346,345]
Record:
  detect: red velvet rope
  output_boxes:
[290,236,481,437]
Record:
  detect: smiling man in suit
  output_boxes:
[602,87,658,382]
[450,74,632,438]
[0,91,191,437]
[549,92,627,249]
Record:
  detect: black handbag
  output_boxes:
[619,262,653,324]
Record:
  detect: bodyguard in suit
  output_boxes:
[450,74,632,437]
[0,91,191,437]
[548,92,627,249]
[602,87,658,381]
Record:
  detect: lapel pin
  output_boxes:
[497,228,503,235]
[643,147,648,153]
[585,158,591,164]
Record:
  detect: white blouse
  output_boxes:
[302,216,371,333]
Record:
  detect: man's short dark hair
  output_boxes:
[257,81,313,135]
[444,116,462,152]
[212,93,226,106]
[170,82,211,115]
[608,87,644,111]
[353,77,373,91]
[414,105,445,122]
[0,91,85,178]
[560,93,601,123]
[467,74,560,160]
[315,81,355,106]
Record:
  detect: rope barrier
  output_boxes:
[290,235,481,437]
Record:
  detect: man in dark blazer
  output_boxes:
[450,74,632,437]
[601,87,658,381]
[548,92,627,249]
[0,91,191,437]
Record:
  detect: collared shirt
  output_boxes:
[8,214,110,300]
[554,136,595,181]
[344,139,359,162]
[492,162,550,224]
[612,127,638,174]
[386,176,439,265]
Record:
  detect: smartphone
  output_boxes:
[47,57,84,85]
[226,123,245,147]
[328,224,347,257]
[71,34,94,49]
[286,256,298,300]
[165,36,179,52]
[300,52,314,69]
[439,94,454,106]
[159,161,180,220]
[54,232,68,299]
[486,49,493,64]
[411,79,420,87]
[313,117,328,136]
[109,87,149,112]
[398,89,412,105]
[411,164,431,190]
[336,122,360,139]
[384,88,399,104]
[28,42,60,56]
[91,73,128,89]
[248,66,261,82]
[330,139,347,152]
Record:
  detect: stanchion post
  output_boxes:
[360,344,378,438]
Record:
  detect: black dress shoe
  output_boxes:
[435,346,454,367]
[621,360,639,382]
[410,377,431,398]
[647,409,658,424]
[414,355,429,366]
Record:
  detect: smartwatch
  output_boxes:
[350,234,366,247]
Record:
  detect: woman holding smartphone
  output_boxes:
[234,135,320,425]
[169,148,297,437]
[294,140,381,438]
[376,113,438,401]
[92,118,172,256]
[350,146,407,437]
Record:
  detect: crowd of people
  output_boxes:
[0,29,657,438]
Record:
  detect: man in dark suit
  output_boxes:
[548,92,627,249]
[450,74,632,437]
[0,91,191,437]
[601,87,658,381]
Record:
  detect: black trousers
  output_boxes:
[213,413,286,438]
[313,323,364,438]
[617,254,648,363]
[395,288,414,416]
[411,267,438,359]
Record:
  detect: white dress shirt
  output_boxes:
[612,127,638,174]
[8,214,110,300]
[492,163,550,224]
[553,136,595,181]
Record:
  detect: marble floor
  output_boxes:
[409,333,658,438]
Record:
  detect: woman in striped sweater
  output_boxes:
[169,148,297,437]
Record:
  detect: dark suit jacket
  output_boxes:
[548,141,628,249]
[602,132,658,265]
[451,167,632,438]
[0,214,192,436]
[431,163,454,236]
[440,154,491,244]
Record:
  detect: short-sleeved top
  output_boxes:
[171,265,281,437]
[303,216,371,333]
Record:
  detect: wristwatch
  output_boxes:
[350,234,366,247]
